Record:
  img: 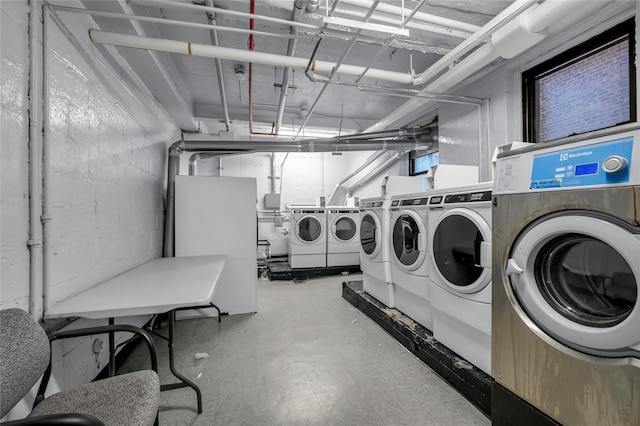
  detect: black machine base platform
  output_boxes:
[342,280,493,418]
[266,258,361,281]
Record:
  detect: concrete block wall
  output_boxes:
[1,0,31,310]
[1,0,179,409]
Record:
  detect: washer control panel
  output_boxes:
[529,138,633,189]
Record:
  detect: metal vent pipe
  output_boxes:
[163,126,436,256]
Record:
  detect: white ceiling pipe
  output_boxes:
[365,0,614,133]
[336,8,472,39]
[275,0,306,134]
[412,0,539,86]
[89,30,415,85]
[115,0,196,126]
[51,5,304,42]
[130,0,392,44]
[338,0,480,33]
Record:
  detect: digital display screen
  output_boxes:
[575,162,599,176]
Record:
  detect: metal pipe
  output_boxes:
[297,0,376,137]
[89,30,414,85]
[347,150,411,194]
[338,150,387,186]
[115,0,196,127]
[130,0,393,44]
[42,5,53,313]
[28,0,44,320]
[275,0,306,134]
[412,0,539,85]
[270,153,278,193]
[163,127,433,256]
[51,5,305,42]
[205,1,230,131]
[163,148,181,257]
[339,0,480,33]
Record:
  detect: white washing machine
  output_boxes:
[389,192,432,330]
[288,206,326,268]
[492,128,640,425]
[326,206,360,267]
[427,182,493,374]
[359,196,394,307]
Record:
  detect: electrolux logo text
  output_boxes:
[559,150,593,161]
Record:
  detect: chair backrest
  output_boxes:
[0,308,51,417]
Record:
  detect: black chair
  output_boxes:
[0,308,160,425]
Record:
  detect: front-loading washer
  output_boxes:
[427,182,493,375]
[288,206,326,268]
[326,206,360,267]
[389,192,432,330]
[359,196,394,307]
[492,127,640,425]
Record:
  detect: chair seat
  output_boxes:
[29,371,159,426]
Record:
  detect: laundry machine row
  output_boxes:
[492,127,640,425]
[389,193,433,329]
[289,206,360,269]
[326,207,361,267]
[359,196,394,307]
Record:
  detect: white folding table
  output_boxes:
[45,255,226,414]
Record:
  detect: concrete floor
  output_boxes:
[119,273,490,426]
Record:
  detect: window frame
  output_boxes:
[522,19,636,143]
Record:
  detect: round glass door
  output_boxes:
[334,216,357,241]
[432,208,491,293]
[507,213,640,356]
[360,213,379,256]
[297,216,323,243]
[534,234,636,327]
[392,210,426,271]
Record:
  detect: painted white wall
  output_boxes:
[1,0,31,311]
[194,150,407,256]
[1,0,179,414]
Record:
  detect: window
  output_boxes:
[523,19,635,143]
[410,152,439,176]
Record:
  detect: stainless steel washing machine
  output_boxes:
[492,126,640,425]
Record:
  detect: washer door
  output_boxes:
[295,215,324,244]
[392,210,427,271]
[432,208,491,294]
[507,213,640,356]
[332,215,357,242]
[360,212,381,258]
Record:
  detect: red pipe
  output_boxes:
[248,0,275,135]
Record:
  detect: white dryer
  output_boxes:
[288,206,326,268]
[427,182,493,374]
[359,196,393,307]
[389,193,432,330]
[326,207,360,267]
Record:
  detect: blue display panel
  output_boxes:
[530,137,633,189]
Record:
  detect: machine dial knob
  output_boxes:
[602,155,628,174]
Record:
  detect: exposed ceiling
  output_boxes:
[50,0,526,137]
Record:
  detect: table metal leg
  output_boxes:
[159,309,203,414]
[173,302,224,322]
[108,318,115,377]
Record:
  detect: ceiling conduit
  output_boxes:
[365,0,614,131]
[274,0,307,134]
[346,150,412,197]
[163,126,436,257]
[205,0,231,132]
[87,0,540,88]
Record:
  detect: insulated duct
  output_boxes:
[163,126,436,256]
[347,150,411,195]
